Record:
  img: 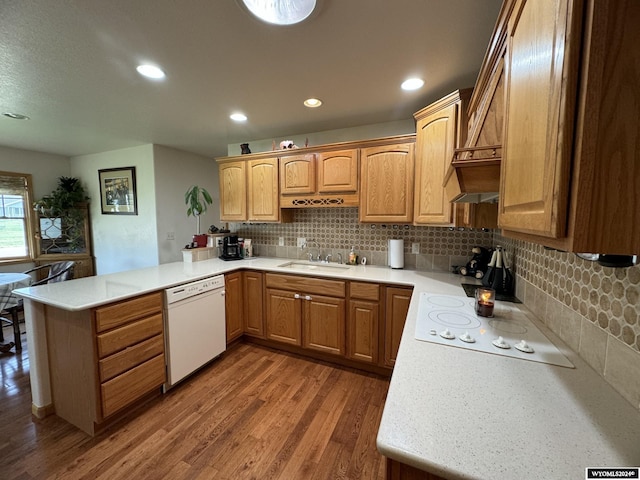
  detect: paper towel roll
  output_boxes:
[389,239,404,269]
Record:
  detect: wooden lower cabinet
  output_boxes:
[235,272,412,373]
[348,300,379,363]
[386,458,446,480]
[93,292,166,422]
[265,274,346,355]
[265,288,301,345]
[45,291,166,435]
[383,286,413,367]
[348,282,380,364]
[303,294,345,356]
[224,271,244,343]
[243,271,264,338]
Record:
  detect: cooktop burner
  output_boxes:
[415,293,573,368]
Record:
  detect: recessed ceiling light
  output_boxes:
[401,78,424,91]
[304,98,322,108]
[241,0,316,25]
[230,113,248,122]
[3,112,30,120]
[136,64,166,80]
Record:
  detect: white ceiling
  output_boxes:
[0,0,503,159]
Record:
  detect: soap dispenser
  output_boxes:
[348,246,357,265]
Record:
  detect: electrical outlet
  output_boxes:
[279,237,285,246]
[297,237,306,248]
[411,242,420,254]
[167,232,175,241]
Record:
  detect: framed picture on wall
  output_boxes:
[98,167,138,215]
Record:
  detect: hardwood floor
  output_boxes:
[0,329,390,479]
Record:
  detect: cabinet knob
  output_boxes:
[304,295,312,301]
[294,293,301,299]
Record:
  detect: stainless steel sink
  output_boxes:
[277,261,352,272]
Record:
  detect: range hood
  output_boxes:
[444,145,501,203]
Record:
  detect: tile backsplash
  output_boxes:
[230,207,493,270]
[497,234,640,411]
[229,209,640,411]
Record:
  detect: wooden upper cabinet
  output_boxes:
[280,154,316,195]
[247,158,280,222]
[499,0,640,255]
[317,149,358,193]
[499,0,580,238]
[359,143,415,223]
[413,90,471,225]
[219,161,247,222]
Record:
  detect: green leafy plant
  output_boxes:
[33,177,90,253]
[185,185,213,234]
[34,176,89,215]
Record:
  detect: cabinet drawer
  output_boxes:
[350,282,380,301]
[95,292,163,333]
[265,273,345,297]
[99,334,164,382]
[97,313,163,358]
[100,354,166,418]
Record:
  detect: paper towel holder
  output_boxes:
[388,238,404,269]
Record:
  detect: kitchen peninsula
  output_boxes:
[14,257,640,479]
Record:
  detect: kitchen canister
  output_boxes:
[388,239,404,269]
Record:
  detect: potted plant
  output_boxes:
[185,185,213,246]
[33,177,90,253]
[34,176,89,215]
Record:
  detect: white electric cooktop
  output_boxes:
[415,293,574,368]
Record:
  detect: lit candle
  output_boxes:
[475,287,495,317]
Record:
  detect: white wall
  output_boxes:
[153,145,220,263]
[0,146,71,272]
[0,145,70,200]
[227,119,416,156]
[71,145,160,274]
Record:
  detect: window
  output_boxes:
[0,172,35,262]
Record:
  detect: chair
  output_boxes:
[0,261,75,352]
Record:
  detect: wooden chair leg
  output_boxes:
[10,308,21,352]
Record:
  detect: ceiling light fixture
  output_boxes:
[230,113,248,122]
[303,98,322,108]
[401,78,424,91]
[3,112,30,120]
[136,64,166,80]
[241,0,316,25]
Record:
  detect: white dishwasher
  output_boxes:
[164,275,226,391]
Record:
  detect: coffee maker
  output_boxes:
[219,235,243,261]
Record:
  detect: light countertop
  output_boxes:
[13,257,640,478]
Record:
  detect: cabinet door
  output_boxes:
[248,158,280,222]
[243,271,264,338]
[303,294,346,356]
[359,143,414,222]
[219,161,247,221]
[317,149,358,193]
[224,272,244,343]
[383,286,412,367]
[265,288,301,346]
[348,299,379,364]
[499,0,580,237]
[414,103,457,225]
[280,154,316,195]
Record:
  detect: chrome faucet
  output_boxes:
[324,254,332,263]
[337,253,343,264]
[301,240,321,261]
